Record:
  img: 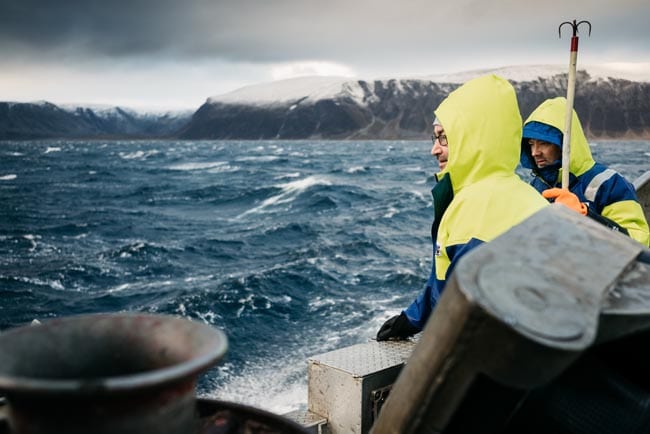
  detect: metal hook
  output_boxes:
[559,19,592,38]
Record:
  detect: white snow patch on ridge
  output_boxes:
[208,76,356,106]
[423,63,650,84]
[207,63,650,107]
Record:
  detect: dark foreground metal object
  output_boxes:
[0,398,309,434]
[196,399,310,434]
[371,205,650,434]
[0,313,228,434]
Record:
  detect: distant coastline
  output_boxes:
[2,65,650,141]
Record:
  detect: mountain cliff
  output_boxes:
[179,67,650,140]
[2,65,649,140]
[0,102,192,140]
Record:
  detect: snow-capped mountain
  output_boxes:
[0,102,192,140]
[2,64,649,140]
[179,64,650,140]
[204,63,650,108]
[422,63,650,84]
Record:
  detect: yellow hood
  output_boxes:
[434,74,522,194]
[524,96,595,176]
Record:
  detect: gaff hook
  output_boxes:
[559,19,592,38]
[557,18,592,189]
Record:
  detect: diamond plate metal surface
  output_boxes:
[308,339,416,377]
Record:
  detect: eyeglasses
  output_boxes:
[431,133,448,147]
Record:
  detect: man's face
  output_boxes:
[528,139,561,168]
[431,124,448,171]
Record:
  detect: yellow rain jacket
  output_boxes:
[404,74,549,330]
[521,97,650,246]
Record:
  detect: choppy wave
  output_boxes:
[237,175,333,218]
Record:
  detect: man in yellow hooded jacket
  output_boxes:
[377,74,549,340]
[521,97,649,246]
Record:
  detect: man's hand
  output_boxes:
[542,188,588,216]
[376,312,419,341]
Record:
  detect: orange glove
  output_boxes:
[542,188,588,215]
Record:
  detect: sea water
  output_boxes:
[1,139,648,413]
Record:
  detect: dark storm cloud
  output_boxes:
[0,0,441,62]
[0,0,190,56]
[1,0,649,66]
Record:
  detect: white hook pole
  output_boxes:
[562,37,578,190]
[559,19,591,190]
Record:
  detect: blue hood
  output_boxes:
[520,121,563,169]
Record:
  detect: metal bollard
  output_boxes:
[0,313,227,434]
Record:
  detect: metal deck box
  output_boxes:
[307,339,416,434]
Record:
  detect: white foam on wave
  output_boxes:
[236,293,258,317]
[234,291,292,318]
[205,291,410,414]
[274,172,301,180]
[0,174,17,180]
[17,275,65,291]
[184,274,216,283]
[383,206,399,219]
[346,165,367,174]
[107,283,130,293]
[44,147,61,154]
[196,310,219,324]
[236,155,281,163]
[205,360,308,414]
[119,242,146,258]
[118,150,159,160]
[237,175,332,218]
[168,161,228,171]
[308,296,337,310]
[23,234,39,251]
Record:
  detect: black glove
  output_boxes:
[376,312,419,341]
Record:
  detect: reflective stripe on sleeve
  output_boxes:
[584,169,617,202]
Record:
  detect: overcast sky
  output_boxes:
[1,0,649,110]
